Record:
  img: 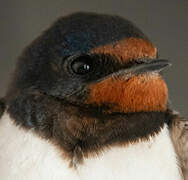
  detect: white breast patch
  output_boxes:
[0,112,183,180]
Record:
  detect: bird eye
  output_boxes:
[70,55,93,75]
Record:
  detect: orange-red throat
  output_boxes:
[85,37,169,113]
[86,74,168,113]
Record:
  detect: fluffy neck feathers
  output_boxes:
[7,92,170,163]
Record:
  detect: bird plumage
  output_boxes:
[0,110,183,180]
[169,110,188,179]
[0,12,187,179]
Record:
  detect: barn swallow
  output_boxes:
[0,12,187,180]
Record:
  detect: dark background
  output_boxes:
[0,0,188,116]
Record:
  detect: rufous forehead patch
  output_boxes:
[91,37,157,63]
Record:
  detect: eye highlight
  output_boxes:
[70,55,94,75]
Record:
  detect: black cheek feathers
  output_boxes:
[7,92,55,138]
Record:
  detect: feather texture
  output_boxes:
[170,110,188,180]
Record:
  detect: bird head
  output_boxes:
[5,12,172,160]
[6,12,170,114]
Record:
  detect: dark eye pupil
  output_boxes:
[71,56,93,75]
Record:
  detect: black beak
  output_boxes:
[96,59,171,82]
[117,59,171,77]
